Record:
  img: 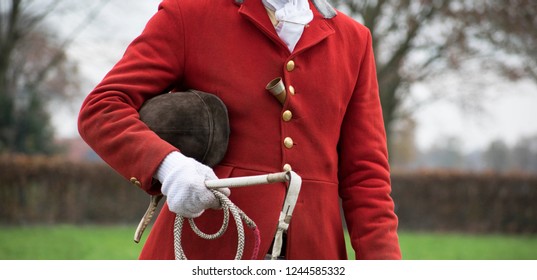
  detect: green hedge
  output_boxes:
[391,171,537,234]
[0,155,151,225]
[1,155,536,234]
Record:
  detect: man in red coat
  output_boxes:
[78,0,401,260]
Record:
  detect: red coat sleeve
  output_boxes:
[338,30,402,259]
[77,0,185,194]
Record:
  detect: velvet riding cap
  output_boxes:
[139,90,230,167]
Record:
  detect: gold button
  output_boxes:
[289,85,295,95]
[282,110,292,122]
[283,164,292,171]
[284,137,294,149]
[130,177,141,187]
[286,60,295,72]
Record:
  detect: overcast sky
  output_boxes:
[48,0,537,153]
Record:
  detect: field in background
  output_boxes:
[1,225,536,260]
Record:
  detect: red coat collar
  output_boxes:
[237,0,335,54]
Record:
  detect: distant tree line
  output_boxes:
[392,134,537,174]
[0,0,106,154]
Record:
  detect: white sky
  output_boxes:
[414,80,537,152]
[48,0,537,153]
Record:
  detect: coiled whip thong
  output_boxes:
[134,171,302,260]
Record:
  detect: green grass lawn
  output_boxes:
[346,231,537,260]
[1,225,536,260]
[0,225,144,260]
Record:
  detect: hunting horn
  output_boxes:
[265,77,287,105]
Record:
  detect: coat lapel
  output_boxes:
[237,0,335,54]
[293,8,335,55]
[238,0,285,49]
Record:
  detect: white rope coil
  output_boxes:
[135,171,301,260]
[173,190,258,260]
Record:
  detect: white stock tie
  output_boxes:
[263,0,313,52]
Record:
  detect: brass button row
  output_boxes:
[283,60,296,170]
[286,60,296,95]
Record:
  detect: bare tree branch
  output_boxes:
[28,0,112,89]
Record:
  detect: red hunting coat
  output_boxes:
[78,0,401,260]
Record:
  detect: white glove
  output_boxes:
[155,151,230,218]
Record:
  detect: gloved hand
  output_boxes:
[155,151,230,218]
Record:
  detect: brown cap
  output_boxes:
[139,90,229,167]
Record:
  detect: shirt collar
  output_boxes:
[233,0,336,19]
